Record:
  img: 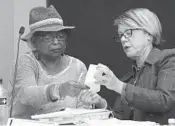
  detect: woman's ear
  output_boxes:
[147,34,153,43]
[30,36,38,50]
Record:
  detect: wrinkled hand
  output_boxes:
[94,63,124,94]
[49,81,89,101]
[59,81,90,98]
[79,90,106,109]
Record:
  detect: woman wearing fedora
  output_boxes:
[11,5,107,118]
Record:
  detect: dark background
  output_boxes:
[47,0,175,107]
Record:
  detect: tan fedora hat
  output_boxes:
[22,5,75,42]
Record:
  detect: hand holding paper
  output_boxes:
[84,63,124,94]
[94,63,124,94]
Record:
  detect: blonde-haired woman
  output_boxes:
[95,8,175,125]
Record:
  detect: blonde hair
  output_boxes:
[114,8,163,47]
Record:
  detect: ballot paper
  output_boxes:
[31,108,113,125]
[84,64,100,92]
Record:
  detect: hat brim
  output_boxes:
[22,25,75,42]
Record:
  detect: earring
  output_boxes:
[61,45,66,56]
[147,34,153,42]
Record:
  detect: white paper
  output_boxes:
[31,108,110,119]
[84,64,100,92]
[31,108,112,125]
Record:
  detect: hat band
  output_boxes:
[30,18,63,31]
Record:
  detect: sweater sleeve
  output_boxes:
[12,54,49,109]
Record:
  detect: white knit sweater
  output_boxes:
[11,52,89,118]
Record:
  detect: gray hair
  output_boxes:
[114,8,163,47]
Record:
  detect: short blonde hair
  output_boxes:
[114,8,163,47]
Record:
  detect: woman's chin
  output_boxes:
[50,52,63,57]
[50,50,64,57]
[125,52,136,59]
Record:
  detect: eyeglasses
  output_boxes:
[36,31,68,42]
[113,28,148,43]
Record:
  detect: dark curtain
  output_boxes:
[47,0,175,107]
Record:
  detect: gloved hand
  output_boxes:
[49,81,89,101]
[79,90,107,109]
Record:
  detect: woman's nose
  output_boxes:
[52,38,62,44]
[120,35,128,43]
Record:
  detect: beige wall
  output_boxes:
[0,1,14,89]
[0,0,46,90]
[14,0,46,56]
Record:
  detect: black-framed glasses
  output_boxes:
[34,31,68,42]
[113,28,147,43]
